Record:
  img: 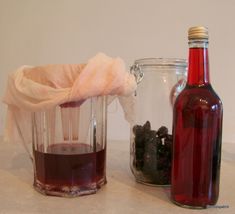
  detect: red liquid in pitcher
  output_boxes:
[34,143,106,191]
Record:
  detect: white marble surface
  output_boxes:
[0,140,234,214]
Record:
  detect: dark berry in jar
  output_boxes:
[157,126,168,138]
[132,121,173,185]
[143,121,151,132]
[133,125,143,137]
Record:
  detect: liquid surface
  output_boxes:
[34,143,106,187]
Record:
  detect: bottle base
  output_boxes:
[170,198,207,209]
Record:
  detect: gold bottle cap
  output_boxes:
[188,26,209,40]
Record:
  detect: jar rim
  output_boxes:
[133,58,187,69]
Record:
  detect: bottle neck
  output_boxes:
[187,39,210,86]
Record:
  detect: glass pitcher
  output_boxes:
[17,96,107,197]
[130,58,187,186]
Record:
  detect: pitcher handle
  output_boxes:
[13,111,33,161]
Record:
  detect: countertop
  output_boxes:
[0,139,234,214]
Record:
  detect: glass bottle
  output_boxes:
[171,26,223,208]
[130,58,187,185]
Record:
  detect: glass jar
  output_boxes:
[130,58,187,186]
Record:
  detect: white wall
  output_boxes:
[0,0,235,143]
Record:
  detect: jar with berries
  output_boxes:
[130,58,187,185]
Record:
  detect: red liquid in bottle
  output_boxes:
[171,46,223,208]
[33,143,106,195]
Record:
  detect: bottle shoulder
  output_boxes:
[174,84,223,110]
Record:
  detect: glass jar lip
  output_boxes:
[133,58,187,69]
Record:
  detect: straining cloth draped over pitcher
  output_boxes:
[3,53,137,144]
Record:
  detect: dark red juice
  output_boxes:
[171,44,223,208]
[33,143,106,192]
[172,85,222,206]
